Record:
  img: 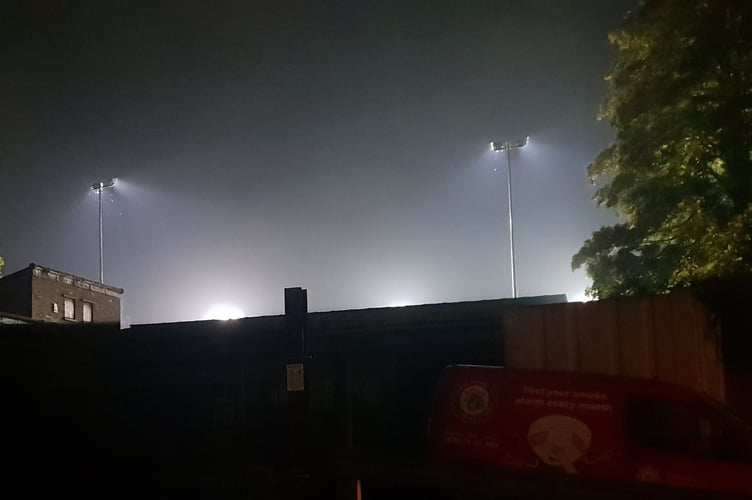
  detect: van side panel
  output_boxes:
[430,366,752,496]
[430,367,627,482]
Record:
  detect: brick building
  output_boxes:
[0,263,123,326]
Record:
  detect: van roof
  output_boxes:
[443,364,721,404]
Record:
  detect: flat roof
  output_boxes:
[0,263,124,295]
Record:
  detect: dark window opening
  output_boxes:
[628,398,751,463]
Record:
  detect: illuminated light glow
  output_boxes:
[203,304,245,321]
[569,292,593,303]
[387,300,414,308]
[91,177,118,192]
[490,137,529,153]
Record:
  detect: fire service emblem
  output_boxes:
[453,382,494,424]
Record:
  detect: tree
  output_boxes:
[573,0,752,299]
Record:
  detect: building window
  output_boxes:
[627,398,750,463]
[52,302,59,314]
[64,298,75,320]
[82,302,92,323]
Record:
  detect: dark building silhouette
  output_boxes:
[0,292,567,498]
[3,285,750,499]
[0,263,123,326]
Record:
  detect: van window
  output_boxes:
[628,398,749,463]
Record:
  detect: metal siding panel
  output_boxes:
[674,292,725,402]
[503,306,545,369]
[542,303,578,371]
[669,292,703,392]
[616,297,656,378]
[652,294,680,385]
[504,291,727,404]
[698,300,726,402]
[576,300,620,374]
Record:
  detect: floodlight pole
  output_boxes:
[91,178,117,283]
[98,187,104,283]
[505,142,517,298]
[490,138,528,298]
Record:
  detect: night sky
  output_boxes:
[1,1,636,325]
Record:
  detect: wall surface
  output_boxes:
[30,268,121,325]
[503,291,726,404]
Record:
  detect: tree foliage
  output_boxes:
[573,0,752,298]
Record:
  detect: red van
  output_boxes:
[429,365,752,496]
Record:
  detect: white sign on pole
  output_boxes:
[286,363,305,392]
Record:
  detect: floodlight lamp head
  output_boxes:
[490,141,506,153]
[91,177,118,192]
[509,136,529,149]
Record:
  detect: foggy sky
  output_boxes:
[1,1,636,325]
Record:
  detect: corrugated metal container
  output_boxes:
[503,290,726,403]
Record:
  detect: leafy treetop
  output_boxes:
[573,0,752,298]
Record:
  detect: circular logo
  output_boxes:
[636,465,661,483]
[452,382,493,423]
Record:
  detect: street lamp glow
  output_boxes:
[489,137,529,298]
[91,177,118,283]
